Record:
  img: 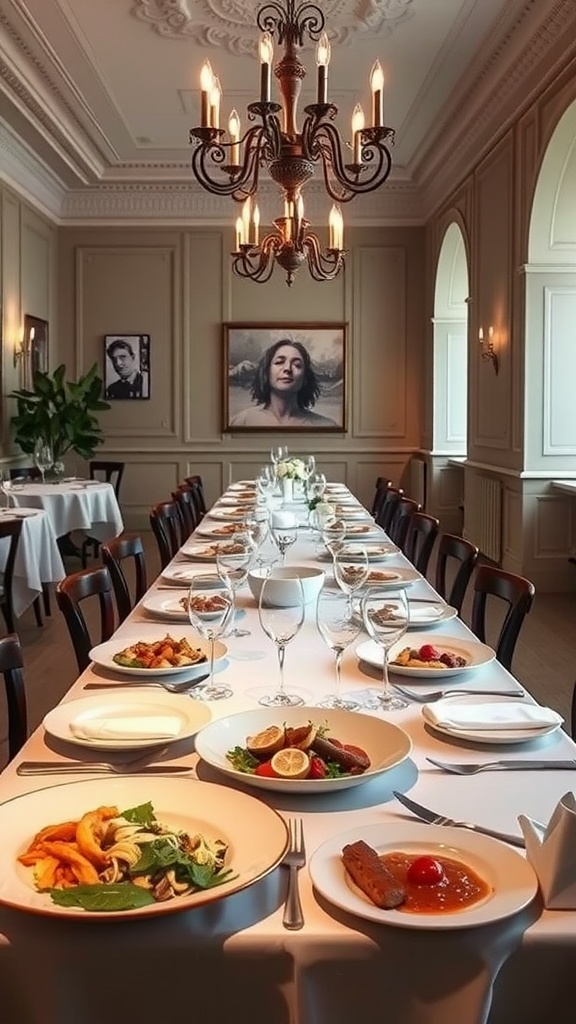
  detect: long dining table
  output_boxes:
[0,482,575,1024]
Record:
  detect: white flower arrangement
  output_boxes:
[276,457,307,481]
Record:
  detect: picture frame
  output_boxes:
[23,314,49,388]
[104,334,150,400]
[223,323,347,432]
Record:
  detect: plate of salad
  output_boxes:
[194,706,412,793]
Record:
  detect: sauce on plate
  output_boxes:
[380,852,492,913]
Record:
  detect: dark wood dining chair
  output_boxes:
[388,497,421,551]
[0,633,27,763]
[172,486,201,538]
[470,564,535,672]
[375,486,404,533]
[434,533,479,614]
[55,566,116,673]
[0,519,25,634]
[371,478,392,518]
[81,461,125,567]
[404,511,440,575]
[184,474,207,517]
[101,534,148,624]
[149,500,184,569]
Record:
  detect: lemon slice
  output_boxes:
[246,724,286,757]
[270,748,310,780]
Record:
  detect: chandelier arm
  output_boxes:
[303,234,345,282]
[232,234,280,284]
[190,124,273,199]
[257,1,325,46]
[307,121,394,199]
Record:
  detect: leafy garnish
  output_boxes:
[226,746,260,773]
[49,883,156,912]
[120,801,156,827]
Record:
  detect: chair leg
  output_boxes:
[33,596,43,627]
[42,583,51,617]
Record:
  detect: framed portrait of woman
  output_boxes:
[223,323,347,432]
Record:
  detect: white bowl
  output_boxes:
[247,566,326,607]
[195,706,412,793]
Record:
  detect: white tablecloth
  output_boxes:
[10,480,124,541]
[0,489,575,1024]
[0,509,65,616]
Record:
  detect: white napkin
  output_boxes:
[408,603,443,622]
[424,701,563,731]
[70,715,182,741]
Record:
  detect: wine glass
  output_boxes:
[0,472,13,510]
[306,471,327,503]
[322,516,347,564]
[316,589,362,710]
[33,439,53,484]
[361,586,410,711]
[255,466,276,503]
[258,572,305,706]
[243,507,270,567]
[186,575,235,701]
[216,536,256,637]
[333,544,369,614]
[271,517,298,565]
[270,445,289,466]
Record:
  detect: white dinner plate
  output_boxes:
[309,822,538,929]
[142,592,189,621]
[89,635,227,677]
[2,777,287,919]
[195,706,412,793]
[344,523,384,538]
[356,633,496,678]
[342,543,400,561]
[43,692,211,750]
[160,565,227,587]
[228,480,254,489]
[421,693,563,744]
[206,507,249,522]
[217,496,256,507]
[179,542,222,561]
[357,566,421,587]
[195,523,248,539]
[406,600,458,628]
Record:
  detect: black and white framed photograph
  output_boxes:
[104,334,150,400]
[23,314,49,388]
[223,323,347,432]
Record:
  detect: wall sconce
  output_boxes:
[13,327,30,367]
[478,326,499,374]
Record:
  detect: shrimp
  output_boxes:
[75,806,119,868]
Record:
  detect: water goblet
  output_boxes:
[333,544,369,614]
[322,516,347,564]
[306,471,327,503]
[33,439,53,484]
[0,472,13,510]
[361,586,410,711]
[316,589,362,710]
[257,572,305,707]
[243,507,270,566]
[270,445,289,466]
[216,536,256,637]
[186,575,235,701]
[271,513,298,566]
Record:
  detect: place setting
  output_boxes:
[420,692,564,745]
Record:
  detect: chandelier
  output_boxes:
[189,0,395,286]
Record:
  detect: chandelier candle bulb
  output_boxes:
[371,60,384,126]
[259,32,273,102]
[235,216,243,252]
[242,198,251,246]
[228,109,241,164]
[200,60,214,127]
[352,104,365,165]
[329,205,343,251]
[316,32,330,104]
[210,77,222,130]
[253,204,260,246]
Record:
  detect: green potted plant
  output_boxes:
[10,363,110,471]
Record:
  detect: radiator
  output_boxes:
[465,476,502,562]
[409,458,426,508]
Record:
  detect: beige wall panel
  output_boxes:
[353,246,407,437]
[20,209,53,326]
[502,486,522,562]
[124,460,181,506]
[2,191,22,434]
[229,255,345,323]
[534,495,573,555]
[186,232,224,443]
[76,246,178,440]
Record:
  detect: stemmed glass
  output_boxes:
[316,589,362,710]
[322,516,347,565]
[271,516,298,565]
[270,445,289,467]
[258,572,305,706]
[0,472,13,510]
[243,507,270,567]
[306,471,327,504]
[186,575,235,701]
[216,536,256,637]
[255,466,276,503]
[333,544,370,614]
[361,586,410,711]
[33,439,53,484]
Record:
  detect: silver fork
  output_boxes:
[16,746,192,776]
[425,756,576,775]
[282,818,306,931]
[393,684,525,703]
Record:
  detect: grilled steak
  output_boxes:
[341,840,406,909]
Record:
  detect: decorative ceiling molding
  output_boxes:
[0,122,65,218]
[131,0,414,50]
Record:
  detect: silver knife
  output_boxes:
[392,790,526,848]
[17,762,192,776]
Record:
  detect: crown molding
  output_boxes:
[0,121,65,218]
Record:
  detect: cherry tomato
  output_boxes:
[406,856,445,885]
[419,644,440,662]
[254,761,278,777]
[308,756,327,779]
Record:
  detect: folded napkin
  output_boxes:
[408,603,443,622]
[70,715,182,741]
[424,701,563,731]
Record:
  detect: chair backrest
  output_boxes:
[375,486,404,533]
[172,486,201,537]
[55,566,116,673]
[9,467,41,481]
[149,501,184,569]
[434,533,479,614]
[371,478,392,518]
[89,460,125,499]
[388,497,421,550]
[184,474,207,516]
[0,519,24,634]
[404,511,440,575]
[101,534,148,624]
[471,564,535,671]
[0,633,27,762]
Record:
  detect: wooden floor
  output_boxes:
[1,531,575,766]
